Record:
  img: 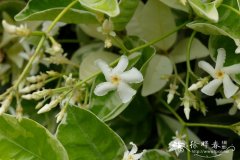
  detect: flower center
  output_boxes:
[111,75,121,85]
[128,155,134,160]
[215,70,225,79]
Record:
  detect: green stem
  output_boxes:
[46,0,78,33]
[160,99,185,126]
[185,122,231,129]
[129,21,188,53]
[221,4,240,16]
[185,31,197,89]
[13,36,46,89]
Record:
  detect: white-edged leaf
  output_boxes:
[79,0,120,17]
[188,0,222,23]
[169,37,209,63]
[159,0,189,12]
[142,54,173,96]
[126,0,176,51]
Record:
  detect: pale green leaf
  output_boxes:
[188,0,222,22]
[56,107,126,160]
[169,37,209,63]
[0,114,68,160]
[15,0,97,24]
[80,50,119,80]
[126,0,177,50]
[79,0,120,17]
[111,0,139,31]
[141,55,173,96]
[159,0,189,12]
[141,149,175,160]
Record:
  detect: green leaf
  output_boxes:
[89,36,155,121]
[79,0,120,17]
[110,94,152,145]
[188,0,222,22]
[187,0,240,39]
[169,37,209,63]
[126,0,177,50]
[141,149,175,160]
[111,0,139,31]
[0,114,68,160]
[141,55,173,96]
[56,107,126,160]
[159,0,189,12]
[15,0,97,24]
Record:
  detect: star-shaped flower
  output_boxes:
[123,142,145,160]
[168,131,186,156]
[94,55,143,103]
[198,48,240,98]
[216,91,240,115]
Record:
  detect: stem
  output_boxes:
[185,31,197,88]
[13,36,46,89]
[185,122,231,129]
[160,99,185,126]
[46,0,78,33]
[129,22,188,53]
[221,4,240,16]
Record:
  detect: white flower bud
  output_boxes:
[46,42,63,55]
[2,20,30,36]
[26,73,48,83]
[2,20,17,34]
[19,82,44,94]
[56,108,66,123]
[166,84,178,104]
[37,94,65,114]
[184,105,190,120]
[22,89,52,100]
[188,77,208,91]
[0,93,13,115]
[47,70,59,76]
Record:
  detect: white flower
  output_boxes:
[181,93,192,120]
[46,41,63,55]
[234,39,240,54]
[198,48,240,98]
[94,55,143,103]
[168,131,186,156]
[165,83,179,104]
[123,142,145,160]
[216,91,240,115]
[2,20,30,36]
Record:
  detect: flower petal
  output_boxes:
[94,82,116,96]
[198,61,215,78]
[112,55,128,74]
[129,142,138,155]
[201,79,222,96]
[223,75,239,98]
[215,48,226,70]
[120,67,143,84]
[223,64,240,74]
[133,152,144,159]
[117,82,136,103]
[95,59,111,81]
[215,98,234,106]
